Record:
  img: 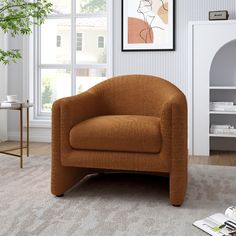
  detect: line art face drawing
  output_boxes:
[123,0,174,51]
[136,0,166,43]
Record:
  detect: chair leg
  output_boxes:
[172,204,181,207]
[169,171,187,206]
[51,165,89,196]
[56,194,64,198]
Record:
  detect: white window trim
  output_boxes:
[22,0,113,128]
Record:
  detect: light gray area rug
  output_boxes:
[0,154,236,236]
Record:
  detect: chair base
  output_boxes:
[172,204,181,207]
[56,194,64,198]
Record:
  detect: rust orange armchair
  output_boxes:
[51,75,188,206]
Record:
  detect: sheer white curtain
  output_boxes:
[0,31,8,142]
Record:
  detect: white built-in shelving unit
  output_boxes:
[189,20,236,156]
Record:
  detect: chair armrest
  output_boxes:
[160,92,188,205]
[51,95,95,195]
[52,91,101,156]
[160,92,188,165]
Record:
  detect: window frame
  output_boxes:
[23,0,113,125]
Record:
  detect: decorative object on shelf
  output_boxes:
[6,95,17,102]
[210,124,236,135]
[122,0,175,51]
[210,102,236,112]
[209,10,229,21]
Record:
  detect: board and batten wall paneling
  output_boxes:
[113,0,236,95]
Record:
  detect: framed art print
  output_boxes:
[122,0,175,51]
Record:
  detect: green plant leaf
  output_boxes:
[0,0,53,64]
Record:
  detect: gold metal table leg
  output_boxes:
[20,106,23,168]
[27,105,29,157]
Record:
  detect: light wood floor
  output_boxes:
[1,142,236,166]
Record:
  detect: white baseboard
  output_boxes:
[8,130,51,143]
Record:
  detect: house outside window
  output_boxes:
[98,36,105,48]
[30,0,113,120]
[76,33,83,51]
[56,35,61,47]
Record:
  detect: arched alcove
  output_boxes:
[210,39,236,86]
[209,39,236,152]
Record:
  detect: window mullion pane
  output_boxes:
[37,26,42,118]
[37,66,42,117]
[71,0,76,95]
[47,14,71,20]
[107,0,113,77]
[39,64,71,69]
[75,64,107,69]
[76,13,107,18]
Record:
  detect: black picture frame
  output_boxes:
[122,0,175,52]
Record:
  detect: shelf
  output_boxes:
[210,86,236,90]
[210,111,236,115]
[210,134,236,138]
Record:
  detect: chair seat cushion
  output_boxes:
[69,115,161,153]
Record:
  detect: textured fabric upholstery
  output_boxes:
[51,75,188,206]
[70,115,161,153]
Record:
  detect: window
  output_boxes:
[98,36,105,48]
[76,33,83,51]
[56,35,61,47]
[31,0,112,120]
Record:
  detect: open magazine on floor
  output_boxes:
[193,206,236,236]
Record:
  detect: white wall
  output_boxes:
[7,36,25,140]
[7,0,236,142]
[0,31,8,142]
